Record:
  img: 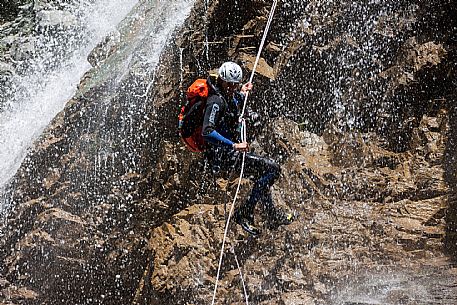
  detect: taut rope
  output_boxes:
[210,0,280,304]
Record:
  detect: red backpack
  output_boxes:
[178,79,210,152]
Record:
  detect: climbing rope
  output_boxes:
[241,0,280,117]
[210,0,280,304]
[232,246,249,305]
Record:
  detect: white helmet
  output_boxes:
[218,61,243,83]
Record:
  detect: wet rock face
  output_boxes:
[444,106,457,256]
[0,1,30,23]
[0,0,456,304]
[144,0,457,303]
[142,117,456,305]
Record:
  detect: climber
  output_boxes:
[203,61,294,236]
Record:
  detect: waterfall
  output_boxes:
[0,0,138,191]
[0,0,195,212]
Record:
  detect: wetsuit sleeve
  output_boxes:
[202,96,234,147]
[234,92,245,106]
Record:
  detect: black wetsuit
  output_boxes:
[202,77,281,221]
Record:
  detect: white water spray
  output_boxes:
[0,0,138,191]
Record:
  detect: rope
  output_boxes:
[232,246,249,305]
[210,148,246,305]
[241,0,279,117]
[210,0,279,304]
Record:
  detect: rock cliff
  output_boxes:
[0,0,456,304]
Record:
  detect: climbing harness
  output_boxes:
[211,0,280,304]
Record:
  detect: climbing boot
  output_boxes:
[233,210,260,236]
[238,218,261,236]
[268,210,295,229]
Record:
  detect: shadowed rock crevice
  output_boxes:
[444,104,457,259]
